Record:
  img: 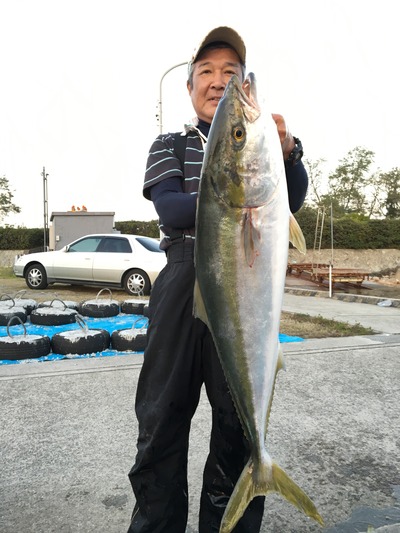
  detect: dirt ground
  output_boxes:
[0,278,133,306]
[1,248,400,304]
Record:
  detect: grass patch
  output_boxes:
[0,267,14,279]
[280,311,375,339]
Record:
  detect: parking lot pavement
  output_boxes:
[1,295,400,532]
[283,291,400,335]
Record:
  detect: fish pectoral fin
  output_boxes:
[289,213,307,254]
[193,278,210,327]
[243,210,261,267]
[219,457,324,533]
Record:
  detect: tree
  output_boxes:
[0,176,21,223]
[378,168,400,218]
[303,157,327,207]
[327,146,375,215]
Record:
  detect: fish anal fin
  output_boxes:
[265,345,285,435]
[193,278,209,327]
[277,343,285,372]
[289,213,307,254]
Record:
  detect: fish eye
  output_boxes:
[232,126,245,142]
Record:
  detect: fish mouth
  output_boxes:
[230,72,260,123]
[208,72,269,209]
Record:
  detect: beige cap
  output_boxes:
[190,26,246,66]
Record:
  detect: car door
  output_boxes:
[92,236,133,283]
[51,236,102,281]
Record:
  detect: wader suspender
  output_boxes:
[173,132,187,171]
[169,133,189,242]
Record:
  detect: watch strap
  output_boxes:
[286,137,303,165]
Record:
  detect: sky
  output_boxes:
[1,0,399,229]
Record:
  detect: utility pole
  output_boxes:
[42,167,49,251]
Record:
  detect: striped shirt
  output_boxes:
[143,122,309,250]
[143,124,206,247]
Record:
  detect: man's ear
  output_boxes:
[187,80,192,96]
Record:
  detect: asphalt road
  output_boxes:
[1,289,400,532]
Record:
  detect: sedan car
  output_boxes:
[13,234,167,296]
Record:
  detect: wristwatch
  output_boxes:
[286,137,303,166]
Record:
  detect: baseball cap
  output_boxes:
[189,26,246,68]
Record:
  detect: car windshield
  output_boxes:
[136,237,163,253]
[68,237,102,252]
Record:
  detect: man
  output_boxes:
[128,27,308,533]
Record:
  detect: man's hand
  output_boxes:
[272,113,295,160]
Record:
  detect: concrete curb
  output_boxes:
[285,286,400,307]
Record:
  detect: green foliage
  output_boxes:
[114,220,160,237]
[0,176,21,222]
[0,227,44,250]
[295,207,400,249]
[306,149,400,219]
[327,146,375,215]
[378,168,400,218]
[1,214,399,251]
[0,221,160,250]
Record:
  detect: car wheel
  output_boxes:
[25,263,48,290]
[123,269,150,296]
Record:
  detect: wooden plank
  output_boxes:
[287,263,370,286]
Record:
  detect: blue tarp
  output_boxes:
[0,313,303,365]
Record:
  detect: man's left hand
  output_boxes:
[272,113,295,160]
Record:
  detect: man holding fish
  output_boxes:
[127,26,322,533]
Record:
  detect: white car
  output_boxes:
[13,234,167,296]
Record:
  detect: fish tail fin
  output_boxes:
[219,457,323,533]
[269,461,324,526]
[289,213,307,254]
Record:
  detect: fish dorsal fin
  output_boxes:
[289,213,306,254]
[243,209,261,267]
[193,278,210,327]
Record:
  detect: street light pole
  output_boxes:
[42,166,49,252]
[158,61,188,134]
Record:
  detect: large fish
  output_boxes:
[194,73,323,532]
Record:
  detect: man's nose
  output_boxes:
[211,71,226,89]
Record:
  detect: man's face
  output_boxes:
[187,47,244,124]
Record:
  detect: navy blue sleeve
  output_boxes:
[285,160,308,213]
[150,160,308,228]
[150,177,197,228]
